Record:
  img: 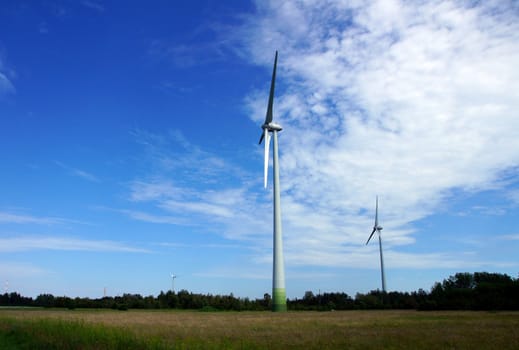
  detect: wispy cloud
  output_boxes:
[157,241,250,250]
[127,178,266,242]
[0,236,148,253]
[508,189,519,205]
[81,0,105,13]
[194,269,270,280]
[500,234,519,241]
[0,72,14,95]
[0,211,66,225]
[148,40,225,68]
[114,208,193,226]
[0,58,15,96]
[0,261,49,278]
[125,129,268,242]
[38,21,49,34]
[284,247,513,270]
[131,128,248,185]
[55,161,100,182]
[147,11,229,68]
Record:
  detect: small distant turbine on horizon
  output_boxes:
[258,51,287,312]
[366,196,387,292]
[170,274,177,292]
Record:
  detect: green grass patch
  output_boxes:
[0,316,166,349]
[0,309,518,349]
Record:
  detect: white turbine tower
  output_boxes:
[170,274,177,293]
[258,51,286,312]
[366,196,387,292]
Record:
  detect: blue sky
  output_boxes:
[1,0,518,299]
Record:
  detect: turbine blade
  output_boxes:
[259,132,264,145]
[263,130,271,188]
[366,228,376,245]
[264,51,278,125]
[375,196,379,226]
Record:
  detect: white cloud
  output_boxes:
[0,236,148,253]
[235,0,519,253]
[123,1,519,270]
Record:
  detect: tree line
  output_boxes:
[1,272,518,311]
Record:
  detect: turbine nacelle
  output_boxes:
[262,122,283,132]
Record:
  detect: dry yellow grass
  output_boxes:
[1,308,519,349]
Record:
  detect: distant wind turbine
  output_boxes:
[259,51,286,312]
[366,196,387,292]
[170,274,177,292]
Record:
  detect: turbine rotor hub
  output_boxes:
[262,122,283,132]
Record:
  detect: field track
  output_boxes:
[1,308,518,349]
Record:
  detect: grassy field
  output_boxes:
[0,308,518,349]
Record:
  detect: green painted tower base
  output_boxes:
[272,288,287,312]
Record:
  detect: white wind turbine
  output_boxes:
[366,196,387,292]
[170,274,177,292]
[258,51,286,312]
